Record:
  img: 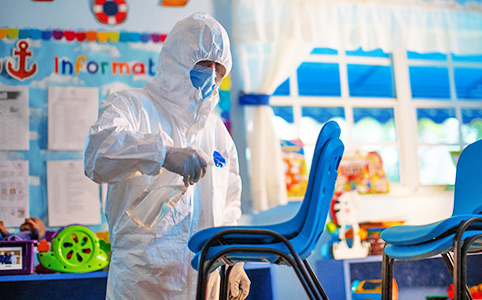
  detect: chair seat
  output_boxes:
[191,226,324,270]
[381,214,482,246]
[191,244,286,271]
[384,231,482,260]
[188,223,298,253]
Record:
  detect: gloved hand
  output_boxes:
[228,263,251,300]
[163,147,208,186]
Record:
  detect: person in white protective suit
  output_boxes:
[83,12,250,300]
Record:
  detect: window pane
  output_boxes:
[353,108,396,142]
[409,66,451,99]
[297,62,341,96]
[272,106,297,140]
[273,78,290,96]
[451,53,482,62]
[417,108,459,144]
[418,145,459,185]
[311,48,338,55]
[347,64,394,98]
[462,108,482,144]
[360,146,400,183]
[454,68,482,99]
[407,51,447,61]
[346,48,389,58]
[300,107,346,145]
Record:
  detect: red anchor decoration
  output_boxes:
[7,39,38,81]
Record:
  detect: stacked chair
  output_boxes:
[381,139,482,300]
[188,121,345,300]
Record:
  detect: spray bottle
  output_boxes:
[126,149,213,230]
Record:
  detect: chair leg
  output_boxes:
[219,265,227,300]
[453,217,482,300]
[381,250,394,300]
[219,265,233,300]
[280,257,319,300]
[196,258,213,300]
[441,252,454,274]
[442,253,473,300]
[457,240,469,300]
[455,234,482,300]
[303,259,329,300]
[205,247,320,300]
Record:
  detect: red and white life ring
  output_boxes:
[93,0,128,25]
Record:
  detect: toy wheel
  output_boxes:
[54,226,98,268]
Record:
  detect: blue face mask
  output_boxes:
[190,64,216,99]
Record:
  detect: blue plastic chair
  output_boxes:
[190,135,344,300]
[188,121,341,253]
[381,139,482,300]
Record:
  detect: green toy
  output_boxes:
[38,225,109,273]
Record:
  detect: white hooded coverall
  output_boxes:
[83,12,242,300]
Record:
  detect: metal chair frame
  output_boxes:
[196,228,329,300]
[382,216,482,300]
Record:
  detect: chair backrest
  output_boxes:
[290,121,341,233]
[453,139,482,215]
[297,136,344,257]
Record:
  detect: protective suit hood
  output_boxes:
[146,12,232,135]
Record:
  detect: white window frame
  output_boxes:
[270,49,482,197]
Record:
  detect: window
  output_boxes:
[271,48,482,192]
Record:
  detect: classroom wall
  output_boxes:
[0,0,214,33]
[0,0,217,233]
[1,2,458,299]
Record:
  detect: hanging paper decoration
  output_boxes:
[93,0,128,25]
[160,0,189,6]
[0,27,166,44]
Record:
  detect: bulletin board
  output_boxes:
[0,29,163,231]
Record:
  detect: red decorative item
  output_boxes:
[64,30,76,41]
[37,240,50,253]
[93,0,128,25]
[6,39,38,81]
[76,32,87,42]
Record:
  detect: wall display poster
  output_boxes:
[0,161,29,227]
[47,160,101,227]
[0,36,161,230]
[48,86,99,150]
[0,85,29,150]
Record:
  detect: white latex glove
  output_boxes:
[228,263,251,300]
[163,147,208,186]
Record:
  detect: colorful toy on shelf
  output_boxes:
[281,139,309,198]
[336,151,390,194]
[330,191,370,260]
[0,240,36,275]
[37,225,109,273]
[448,283,482,299]
[352,278,399,300]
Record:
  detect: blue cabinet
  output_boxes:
[0,264,274,300]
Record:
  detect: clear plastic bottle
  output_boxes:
[126,169,188,230]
